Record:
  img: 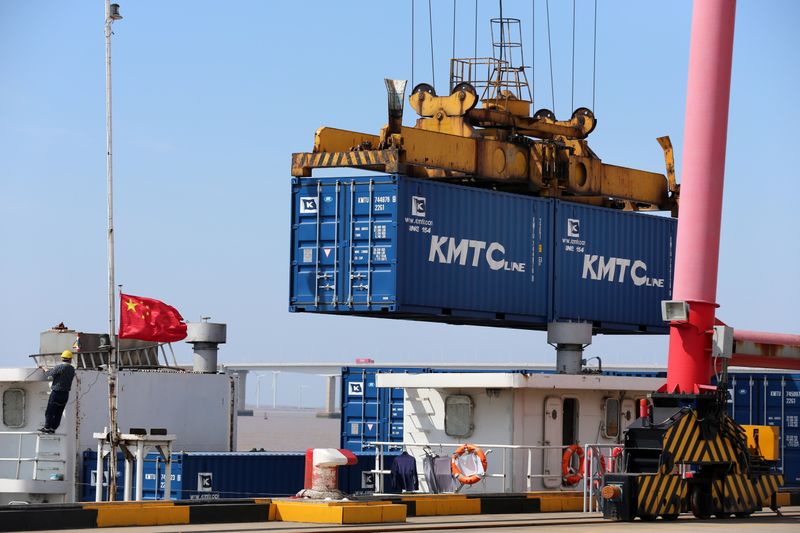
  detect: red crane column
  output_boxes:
[666,0,737,393]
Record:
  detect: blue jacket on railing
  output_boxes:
[390,451,418,491]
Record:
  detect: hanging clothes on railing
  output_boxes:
[422,448,440,493]
[434,455,456,492]
[390,451,419,492]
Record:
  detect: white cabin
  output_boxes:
[376,371,663,493]
[0,367,238,504]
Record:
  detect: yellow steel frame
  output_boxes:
[291,86,679,213]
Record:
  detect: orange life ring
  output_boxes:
[451,443,488,485]
[561,444,585,486]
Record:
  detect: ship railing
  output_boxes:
[369,440,617,503]
[581,443,626,513]
[0,431,66,481]
[29,343,179,371]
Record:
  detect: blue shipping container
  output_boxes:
[80,451,127,502]
[81,452,306,501]
[289,175,676,333]
[727,373,800,486]
[340,452,401,495]
[341,366,425,452]
[81,451,423,499]
[552,202,676,332]
[144,452,306,500]
[290,175,551,328]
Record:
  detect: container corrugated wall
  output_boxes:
[341,366,423,453]
[728,373,800,486]
[80,451,126,502]
[142,452,306,499]
[552,202,676,332]
[395,179,551,324]
[80,452,306,500]
[339,453,401,495]
[174,452,305,499]
[291,176,400,312]
[290,175,551,327]
[290,175,676,332]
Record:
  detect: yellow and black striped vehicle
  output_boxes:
[601,392,783,521]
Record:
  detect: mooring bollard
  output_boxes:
[297,448,358,499]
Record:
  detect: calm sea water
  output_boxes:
[237,408,340,451]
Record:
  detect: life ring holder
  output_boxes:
[451,443,488,485]
[561,444,585,486]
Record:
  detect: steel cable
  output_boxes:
[545,0,556,112]
[474,0,479,58]
[499,0,504,65]
[428,0,436,88]
[412,0,415,89]
[571,0,576,111]
[532,0,535,105]
[592,0,598,112]
[452,0,457,61]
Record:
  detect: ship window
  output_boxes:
[445,394,474,437]
[603,398,620,438]
[2,389,25,428]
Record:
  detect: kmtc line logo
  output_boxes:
[411,196,426,217]
[428,235,526,272]
[567,218,580,237]
[582,255,664,287]
[300,197,318,214]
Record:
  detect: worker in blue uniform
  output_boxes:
[38,350,76,433]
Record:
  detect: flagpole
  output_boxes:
[104,0,123,501]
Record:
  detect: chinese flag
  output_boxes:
[118,293,188,342]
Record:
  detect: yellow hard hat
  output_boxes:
[61,350,73,360]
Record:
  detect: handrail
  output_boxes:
[369,440,584,495]
[28,343,178,370]
[370,439,622,514]
[581,443,625,513]
[0,432,66,481]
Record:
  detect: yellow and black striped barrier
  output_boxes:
[364,491,585,517]
[291,149,401,176]
[0,492,582,529]
[0,499,273,531]
[0,489,794,530]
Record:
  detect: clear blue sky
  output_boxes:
[1,1,798,406]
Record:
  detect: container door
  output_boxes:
[542,396,562,488]
[389,386,405,447]
[291,179,345,310]
[764,376,783,428]
[764,376,785,468]
[341,368,370,452]
[784,374,800,486]
[344,178,398,311]
[621,398,636,433]
[729,375,758,426]
[378,372,410,450]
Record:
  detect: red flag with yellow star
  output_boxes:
[118,293,188,342]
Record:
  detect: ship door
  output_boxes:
[542,396,562,488]
[621,398,636,433]
[562,398,579,446]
